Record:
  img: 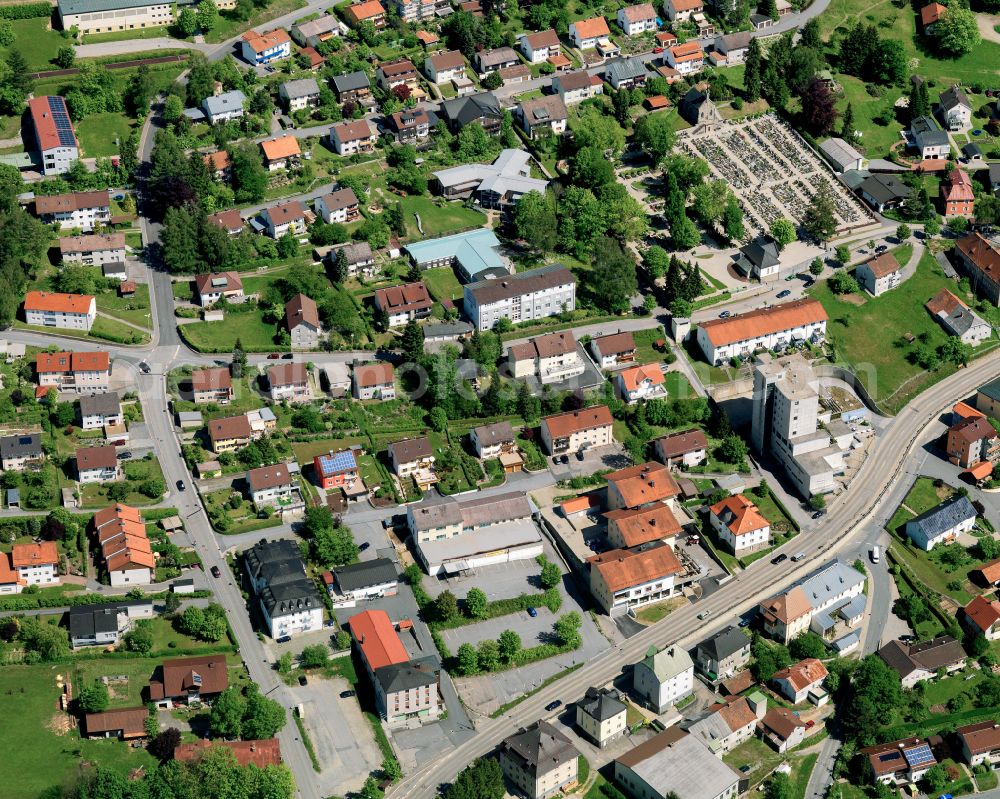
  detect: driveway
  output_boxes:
[293,678,383,797]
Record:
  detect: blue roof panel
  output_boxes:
[317,450,357,475]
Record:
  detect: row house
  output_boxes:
[35,191,110,231]
[36,351,110,394]
[24,291,96,332]
[605,502,682,550]
[92,503,153,586]
[605,461,680,511]
[695,298,828,364]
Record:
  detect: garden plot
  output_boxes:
[679,114,872,239]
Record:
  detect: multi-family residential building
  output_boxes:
[654,429,708,468]
[315,188,360,224]
[440,91,504,135]
[576,687,628,748]
[616,363,667,403]
[291,14,343,46]
[569,16,611,48]
[284,294,321,350]
[633,644,694,712]
[191,367,233,405]
[946,415,999,469]
[943,168,975,218]
[35,191,110,231]
[856,252,902,296]
[244,538,322,638]
[76,445,121,484]
[500,721,579,799]
[863,738,937,786]
[0,433,43,471]
[247,463,301,512]
[926,288,992,346]
[962,595,1000,640]
[708,494,771,556]
[332,71,373,104]
[957,721,1000,766]
[375,658,441,728]
[353,362,395,400]
[465,264,576,330]
[194,272,244,306]
[541,405,614,455]
[389,0,448,22]
[750,352,847,498]
[605,461,679,511]
[955,232,1000,306]
[905,495,978,550]
[69,600,153,649]
[10,541,59,587]
[279,78,321,112]
[507,331,583,385]
[759,560,866,643]
[606,57,649,89]
[664,0,704,22]
[388,108,432,143]
[425,50,466,84]
[689,696,762,756]
[149,655,229,707]
[92,503,154,586]
[615,728,741,799]
[79,392,122,430]
[36,351,110,394]
[877,635,967,688]
[698,298,827,364]
[589,542,685,615]
[605,502,682,550]
[552,70,604,104]
[518,29,561,62]
[240,28,291,64]
[618,2,657,33]
[324,558,397,606]
[374,282,433,328]
[207,414,255,453]
[28,95,79,175]
[59,233,126,267]
[517,95,569,138]
[771,657,828,703]
[695,626,751,680]
[345,0,386,27]
[267,363,310,402]
[329,119,377,156]
[24,291,96,331]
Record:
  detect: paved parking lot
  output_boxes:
[292,679,383,797]
[423,557,542,602]
[548,443,631,481]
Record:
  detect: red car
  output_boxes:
[267,353,280,359]
[653,46,664,53]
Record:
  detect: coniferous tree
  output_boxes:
[744,38,763,102]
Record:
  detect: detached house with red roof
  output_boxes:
[149,655,229,707]
[957,721,1000,766]
[24,291,96,331]
[772,658,828,704]
[76,444,122,484]
[285,294,321,350]
[191,367,234,405]
[240,28,291,64]
[616,363,667,403]
[260,136,301,172]
[353,362,396,400]
[267,362,311,403]
[856,252,902,297]
[654,429,708,469]
[194,272,244,306]
[28,96,78,175]
[665,41,704,75]
[11,541,59,588]
[569,16,612,49]
[261,200,306,240]
[345,0,386,28]
[709,494,771,556]
[943,169,975,218]
[589,542,685,615]
[956,232,1000,306]
[374,281,433,328]
[962,595,1000,641]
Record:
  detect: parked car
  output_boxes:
[381,518,393,529]
[298,675,308,686]
[340,690,356,699]
[805,720,815,729]
[575,450,585,461]
[276,635,291,644]
[771,553,788,565]
[359,542,370,551]
[559,454,570,464]
[812,510,826,519]
[544,700,562,712]
[776,289,791,299]
[719,310,731,318]
[176,480,186,491]
[211,565,222,578]
[653,46,664,53]
[791,552,807,562]
[117,451,133,460]
[527,607,538,617]
[282,353,294,359]
[267,353,281,359]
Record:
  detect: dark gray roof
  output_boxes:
[502,720,577,772]
[716,31,752,52]
[860,174,911,205]
[908,495,977,538]
[962,142,983,158]
[606,57,647,83]
[441,92,502,127]
[332,558,397,592]
[282,78,320,99]
[980,377,1000,403]
[374,656,438,693]
[79,392,120,417]
[697,625,749,661]
[244,538,322,620]
[578,687,626,722]
[911,115,949,148]
[465,263,575,306]
[989,164,1000,186]
[332,70,370,93]
[68,601,151,640]
[939,86,970,112]
[878,635,966,679]
[0,433,41,460]
[423,320,473,340]
[739,238,780,269]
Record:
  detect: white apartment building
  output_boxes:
[36,351,110,394]
[464,264,576,330]
[507,331,584,385]
[540,405,614,455]
[28,96,78,175]
[24,291,96,331]
[244,538,324,639]
[576,688,628,748]
[35,191,111,231]
[697,298,828,365]
[709,494,772,556]
[59,233,126,267]
[633,645,694,713]
[10,541,59,587]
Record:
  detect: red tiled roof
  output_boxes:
[864,252,901,279]
[698,298,827,347]
[194,271,243,295]
[669,0,703,9]
[523,29,560,49]
[619,363,665,392]
[11,541,58,568]
[149,655,229,701]
[208,209,243,232]
[710,493,769,536]
[247,462,292,491]
[28,96,77,152]
[76,445,118,471]
[590,544,683,592]
[957,233,1000,288]
[976,557,1000,585]
[921,2,946,25]
[203,151,229,172]
[191,367,232,392]
[241,28,290,53]
[354,362,394,388]
[261,136,301,161]
[0,553,25,586]
[36,351,108,374]
[572,16,611,38]
[35,191,108,215]
[175,738,282,767]
[963,594,1000,633]
[620,3,656,22]
[944,169,975,202]
[24,291,94,315]
[927,288,968,318]
[605,462,680,508]
[332,119,375,142]
[349,609,408,671]
[760,586,812,624]
[268,362,308,387]
[604,501,682,547]
[347,0,385,21]
[773,658,828,692]
[655,428,708,459]
[670,42,704,61]
[285,294,320,330]
[208,414,253,442]
[542,405,613,439]
[374,282,432,313]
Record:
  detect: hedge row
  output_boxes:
[0,3,52,20]
[0,588,211,612]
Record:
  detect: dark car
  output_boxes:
[117,451,133,460]
[276,635,291,644]
[359,542,370,551]
[298,675,308,686]
[527,607,538,617]
[812,509,827,519]
[544,700,562,712]
[138,362,151,374]
[875,245,888,253]
[771,553,788,565]
[776,289,791,299]
[282,353,294,359]
[340,690,356,699]
[176,480,186,491]
[575,450,585,461]
[719,310,732,318]
[382,518,393,529]
[211,565,222,578]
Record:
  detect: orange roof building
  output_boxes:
[709,494,771,555]
[35,351,110,395]
[9,541,59,589]
[150,655,229,704]
[772,658,828,701]
[570,16,611,46]
[760,586,812,642]
[345,0,386,27]
[975,557,1000,587]
[240,28,291,63]
[589,543,684,613]
[541,405,614,455]
[260,135,301,166]
[349,609,409,673]
[921,2,946,27]
[605,502,683,548]
[175,739,282,767]
[696,298,828,363]
[943,169,975,219]
[616,363,666,402]
[24,291,96,330]
[962,595,1000,638]
[605,462,680,510]
[955,232,1000,305]
[90,503,154,586]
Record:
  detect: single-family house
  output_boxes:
[760,707,807,753]
[315,188,360,224]
[618,3,657,34]
[606,57,648,90]
[240,28,291,64]
[332,70,372,104]
[329,119,377,156]
[267,363,310,403]
[247,463,298,510]
[957,721,1000,767]
[207,414,254,453]
[388,108,433,143]
[664,0,703,22]
[353,362,395,400]
[377,58,419,91]
[771,658,827,704]
[149,655,229,707]
[576,687,628,748]
[440,91,504,135]
[956,232,1000,307]
[425,50,466,84]
[313,449,359,491]
[194,272,244,306]
[633,644,694,712]
[943,169,975,218]
[76,445,121,484]
[911,115,950,159]
[962,595,1000,641]
[518,30,561,63]
[856,252,902,296]
[552,70,604,104]
[374,281,433,327]
[325,558,397,606]
[616,363,667,403]
[709,494,771,556]
[345,0,386,27]
[688,696,762,756]
[279,78,321,112]
[655,429,708,468]
[261,200,306,238]
[517,95,569,138]
[260,136,301,172]
[69,600,153,649]
[207,209,243,235]
[0,433,43,471]
[939,85,972,131]
[590,332,637,368]
[878,636,967,688]
[863,738,937,786]
[285,294,322,350]
[570,16,612,49]
[79,392,122,430]
[388,436,437,489]
[904,495,977,550]
[291,14,343,46]
[85,708,149,740]
[695,625,751,680]
[191,367,233,405]
[665,42,704,75]
[473,46,519,75]
[507,331,584,385]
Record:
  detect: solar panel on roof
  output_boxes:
[903,744,935,768]
[319,451,356,474]
[47,97,76,147]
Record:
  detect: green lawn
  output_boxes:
[81,25,173,43]
[634,596,686,624]
[0,664,158,799]
[80,456,166,508]
[809,250,992,413]
[204,0,307,42]
[0,18,68,71]
[663,371,695,400]
[421,266,464,304]
[96,284,152,329]
[790,754,820,799]
[91,315,150,344]
[75,113,135,159]
[146,616,234,655]
[400,195,486,239]
[204,487,283,535]
[723,737,785,790]
[180,310,280,352]
[749,485,798,534]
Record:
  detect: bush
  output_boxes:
[0,2,52,18]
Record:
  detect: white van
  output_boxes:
[870,546,880,564]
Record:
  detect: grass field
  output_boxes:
[809,250,987,413]
[80,456,166,508]
[204,0,307,42]
[75,113,135,159]
[0,664,158,799]
[180,310,280,352]
[0,18,67,71]
[400,195,486,239]
[421,266,464,303]
[95,285,152,329]
[81,25,172,44]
